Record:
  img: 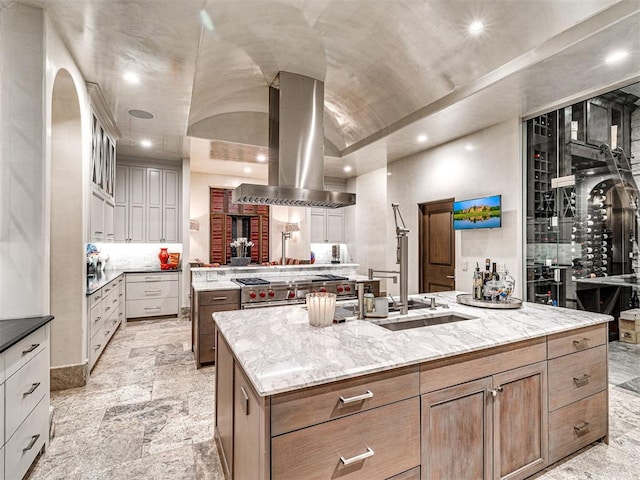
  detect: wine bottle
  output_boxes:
[473,263,483,300]
[491,262,499,281]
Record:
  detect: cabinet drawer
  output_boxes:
[89,302,104,338]
[5,396,48,480]
[200,304,239,335]
[5,326,47,379]
[547,324,606,359]
[90,323,107,369]
[199,334,216,364]
[420,337,546,394]
[271,365,419,436]
[548,345,607,411]
[199,289,239,306]
[127,272,179,283]
[126,297,179,318]
[126,280,179,300]
[89,289,104,308]
[6,348,49,441]
[549,390,607,464]
[389,467,420,480]
[272,397,420,480]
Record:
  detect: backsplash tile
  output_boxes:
[92,243,183,270]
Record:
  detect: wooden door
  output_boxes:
[421,377,493,480]
[210,214,226,263]
[492,362,548,480]
[419,198,455,292]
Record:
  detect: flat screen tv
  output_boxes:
[453,195,502,230]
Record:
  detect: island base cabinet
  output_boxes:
[548,390,607,464]
[272,397,420,480]
[215,333,234,477]
[493,362,548,480]
[421,362,548,480]
[234,363,269,480]
[422,377,492,480]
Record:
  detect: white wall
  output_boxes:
[189,172,266,262]
[45,13,93,366]
[0,4,46,318]
[387,119,523,297]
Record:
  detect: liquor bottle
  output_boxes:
[547,290,553,305]
[491,262,499,281]
[473,263,483,300]
[484,259,491,284]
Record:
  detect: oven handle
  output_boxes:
[242,299,305,309]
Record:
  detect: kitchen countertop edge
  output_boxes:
[213,291,612,397]
[0,315,54,353]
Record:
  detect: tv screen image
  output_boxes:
[453,195,502,230]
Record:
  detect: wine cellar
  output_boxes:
[526,85,640,329]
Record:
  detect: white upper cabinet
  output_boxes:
[115,162,181,243]
[87,83,120,242]
[309,183,346,243]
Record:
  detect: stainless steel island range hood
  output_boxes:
[233,72,355,208]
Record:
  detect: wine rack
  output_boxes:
[572,182,610,279]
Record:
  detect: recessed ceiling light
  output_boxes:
[140,139,152,148]
[586,170,595,176]
[468,20,484,36]
[128,109,154,119]
[243,166,252,174]
[605,50,628,64]
[465,144,475,151]
[256,154,267,162]
[200,9,215,31]
[387,172,392,176]
[417,134,428,143]
[343,166,352,173]
[123,72,140,84]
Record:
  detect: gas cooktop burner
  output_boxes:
[234,277,269,286]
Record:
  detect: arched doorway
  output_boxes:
[50,69,85,388]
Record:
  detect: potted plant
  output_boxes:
[229,237,254,266]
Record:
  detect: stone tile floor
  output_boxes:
[26,318,640,479]
[28,317,224,480]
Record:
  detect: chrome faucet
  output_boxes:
[367,204,410,315]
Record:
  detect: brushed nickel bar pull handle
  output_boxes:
[94,344,102,350]
[23,435,40,452]
[573,373,591,386]
[113,298,118,303]
[212,296,228,301]
[145,290,162,295]
[340,447,374,465]
[104,306,111,312]
[572,338,590,349]
[240,386,249,415]
[22,344,40,355]
[574,421,590,435]
[446,275,455,279]
[144,306,162,311]
[23,382,40,396]
[339,390,373,404]
[144,276,162,281]
[104,330,110,337]
[94,316,102,323]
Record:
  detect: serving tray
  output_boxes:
[456,293,523,309]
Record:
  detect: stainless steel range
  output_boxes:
[234,275,356,308]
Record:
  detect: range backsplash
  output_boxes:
[91,243,183,270]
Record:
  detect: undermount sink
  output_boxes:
[376,313,477,331]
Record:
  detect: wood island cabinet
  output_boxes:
[214,323,608,480]
[193,289,240,368]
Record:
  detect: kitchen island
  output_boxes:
[213,292,611,480]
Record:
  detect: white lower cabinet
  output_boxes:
[88,274,124,371]
[126,272,179,319]
[3,323,50,480]
[5,396,48,480]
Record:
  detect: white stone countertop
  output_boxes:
[213,291,612,397]
[192,280,240,292]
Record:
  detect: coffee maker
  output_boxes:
[331,244,341,264]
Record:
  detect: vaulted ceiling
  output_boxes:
[22,0,640,178]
